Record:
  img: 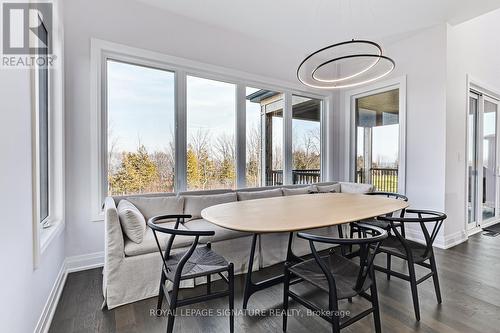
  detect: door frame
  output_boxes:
[344,76,407,194]
[466,76,500,233]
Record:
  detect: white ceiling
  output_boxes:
[137,0,500,51]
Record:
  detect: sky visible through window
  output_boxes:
[107,61,325,192]
[107,60,175,153]
[186,76,236,190]
[187,76,235,138]
[107,60,176,195]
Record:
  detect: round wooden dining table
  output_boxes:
[201,192,409,309]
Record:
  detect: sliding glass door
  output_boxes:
[467,93,479,227]
[467,90,500,230]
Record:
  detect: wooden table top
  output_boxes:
[201,193,409,233]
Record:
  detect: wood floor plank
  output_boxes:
[49,233,500,333]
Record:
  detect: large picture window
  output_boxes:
[97,44,328,211]
[354,88,401,193]
[186,76,236,190]
[245,87,282,187]
[292,95,322,184]
[106,60,176,195]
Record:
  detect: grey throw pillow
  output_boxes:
[117,200,146,244]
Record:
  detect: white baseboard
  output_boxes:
[34,261,67,333]
[405,229,467,249]
[34,251,104,333]
[65,251,104,273]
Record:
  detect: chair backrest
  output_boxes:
[148,214,215,283]
[366,191,408,218]
[298,224,388,294]
[377,209,446,258]
[366,191,408,201]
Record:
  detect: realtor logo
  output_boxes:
[1,2,56,68]
[2,2,52,54]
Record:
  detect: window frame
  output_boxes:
[344,76,407,194]
[37,20,50,224]
[31,10,65,267]
[185,74,237,191]
[291,94,324,185]
[91,39,330,220]
[103,57,178,197]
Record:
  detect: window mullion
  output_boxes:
[283,92,293,185]
[236,84,246,188]
[175,71,187,192]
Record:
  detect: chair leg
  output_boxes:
[228,263,234,333]
[429,255,442,304]
[207,274,211,294]
[386,254,391,280]
[166,307,176,333]
[283,265,291,332]
[337,225,347,257]
[166,283,179,333]
[329,293,340,333]
[408,261,421,321]
[349,223,356,255]
[157,271,166,312]
[370,273,382,333]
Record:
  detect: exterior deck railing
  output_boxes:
[356,168,398,193]
[267,169,321,186]
[266,168,397,192]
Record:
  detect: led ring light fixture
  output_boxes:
[297,40,395,89]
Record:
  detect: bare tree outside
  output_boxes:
[246,125,261,188]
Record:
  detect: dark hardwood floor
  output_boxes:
[49,233,500,333]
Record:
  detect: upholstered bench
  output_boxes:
[102,182,373,309]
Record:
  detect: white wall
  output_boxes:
[0,1,66,331]
[63,0,328,257]
[445,9,500,241]
[339,25,448,205]
[385,25,448,212]
[336,24,449,245]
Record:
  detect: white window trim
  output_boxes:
[90,38,331,221]
[343,76,407,194]
[31,10,65,268]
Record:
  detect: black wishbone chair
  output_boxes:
[374,209,446,321]
[148,215,234,333]
[350,192,409,237]
[283,223,388,333]
[345,191,408,259]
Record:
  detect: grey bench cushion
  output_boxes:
[237,188,283,201]
[340,182,373,193]
[184,218,249,243]
[127,196,184,222]
[316,183,341,193]
[124,223,193,257]
[183,192,237,221]
[282,185,317,196]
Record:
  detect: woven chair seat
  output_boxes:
[360,219,390,229]
[165,245,229,280]
[288,253,372,299]
[377,235,431,263]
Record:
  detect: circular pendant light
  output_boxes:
[297,40,395,89]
